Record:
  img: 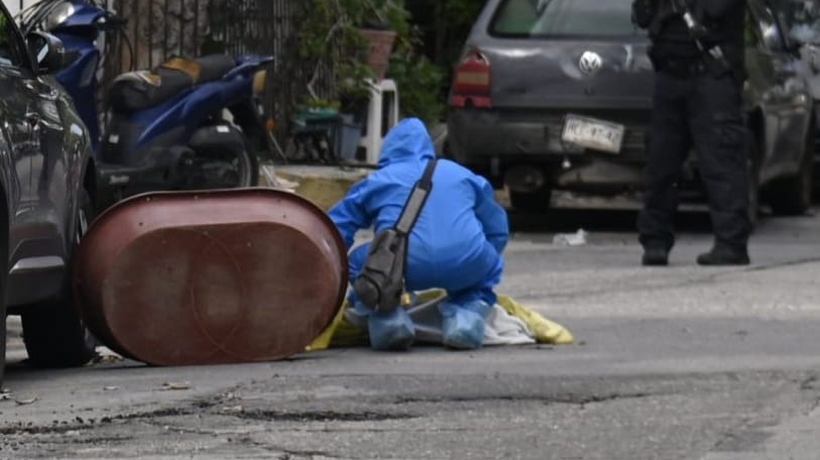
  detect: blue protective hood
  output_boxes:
[377,118,435,168]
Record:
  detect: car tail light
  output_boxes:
[450,49,491,108]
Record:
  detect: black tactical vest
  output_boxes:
[649,0,745,71]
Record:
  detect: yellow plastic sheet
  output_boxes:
[496,295,574,345]
[306,291,573,351]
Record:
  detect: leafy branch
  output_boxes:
[293,0,445,125]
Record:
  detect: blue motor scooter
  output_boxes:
[18,0,277,209]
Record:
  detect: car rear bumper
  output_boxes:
[447,108,654,192]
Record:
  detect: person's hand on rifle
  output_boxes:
[664,0,702,35]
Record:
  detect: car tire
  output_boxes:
[21,189,97,368]
[767,123,814,216]
[509,187,552,213]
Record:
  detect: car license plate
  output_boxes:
[561,115,625,154]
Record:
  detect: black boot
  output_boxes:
[642,244,669,266]
[696,244,750,266]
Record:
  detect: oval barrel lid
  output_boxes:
[74,188,348,366]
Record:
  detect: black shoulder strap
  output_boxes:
[395,159,437,235]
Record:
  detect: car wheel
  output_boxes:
[21,189,97,368]
[767,124,814,216]
[509,187,552,213]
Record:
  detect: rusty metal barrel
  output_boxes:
[73,188,348,366]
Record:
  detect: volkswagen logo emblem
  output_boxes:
[579,51,603,75]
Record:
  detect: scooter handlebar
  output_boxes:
[98,14,128,30]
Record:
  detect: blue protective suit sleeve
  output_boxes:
[327,180,372,249]
[470,173,509,254]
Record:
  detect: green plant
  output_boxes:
[405,0,487,102]
[388,47,444,125]
[296,0,386,103]
[301,98,341,111]
[294,0,446,125]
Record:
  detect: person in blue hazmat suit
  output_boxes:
[328,118,509,351]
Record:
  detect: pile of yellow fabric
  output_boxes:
[307,291,574,351]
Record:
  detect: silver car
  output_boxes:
[446,0,815,216]
[768,0,820,192]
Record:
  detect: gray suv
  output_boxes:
[447,0,815,216]
[0,1,98,384]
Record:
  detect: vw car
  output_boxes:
[0,0,98,384]
[446,0,815,216]
[767,0,820,192]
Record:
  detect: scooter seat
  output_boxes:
[108,54,238,113]
[165,54,238,85]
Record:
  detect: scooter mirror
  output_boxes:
[25,31,67,74]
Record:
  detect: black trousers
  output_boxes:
[637,70,751,250]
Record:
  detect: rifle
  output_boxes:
[668,0,731,75]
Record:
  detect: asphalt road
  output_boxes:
[1,202,820,460]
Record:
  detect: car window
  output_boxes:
[489,0,643,38]
[770,0,820,44]
[0,5,25,67]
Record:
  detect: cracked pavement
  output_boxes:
[2,205,820,459]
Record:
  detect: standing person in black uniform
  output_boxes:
[632,0,751,266]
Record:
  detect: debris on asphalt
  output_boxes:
[259,164,281,188]
[552,229,588,246]
[271,174,299,192]
[161,382,192,391]
[14,397,37,406]
[103,386,119,391]
[89,347,125,365]
[220,405,244,414]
